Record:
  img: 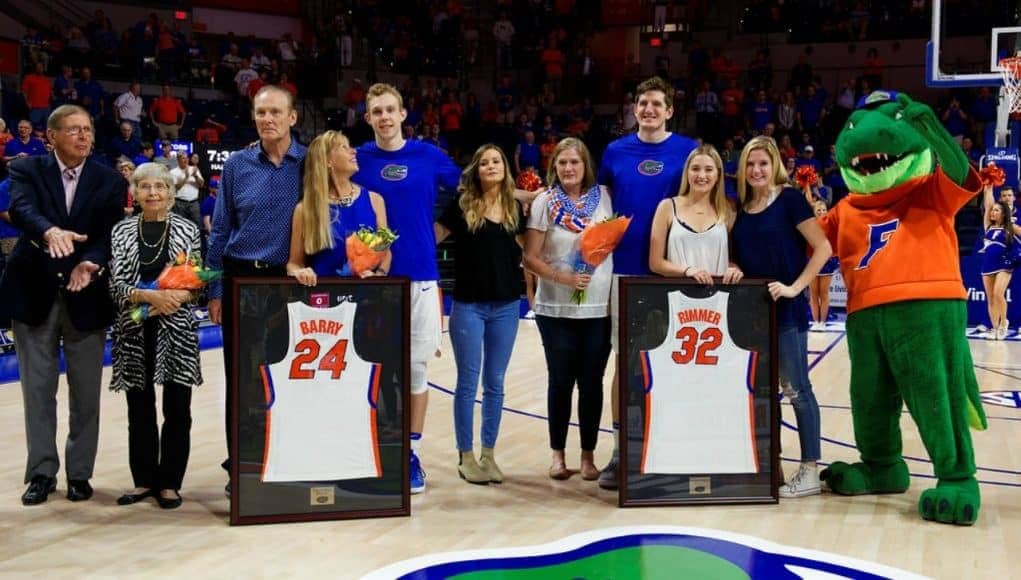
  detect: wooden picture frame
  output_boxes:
[617,278,780,507]
[229,277,410,525]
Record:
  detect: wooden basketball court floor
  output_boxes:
[0,320,1018,579]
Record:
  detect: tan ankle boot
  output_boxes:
[479,447,503,483]
[458,451,489,485]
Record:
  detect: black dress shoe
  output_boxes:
[116,489,155,505]
[67,480,93,502]
[157,491,182,510]
[21,476,57,505]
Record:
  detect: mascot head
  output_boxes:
[835,90,939,195]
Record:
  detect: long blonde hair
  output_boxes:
[736,135,789,208]
[459,144,519,233]
[301,130,352,254]
[678,145,730,224]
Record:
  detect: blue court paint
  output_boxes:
[363,527,927,580]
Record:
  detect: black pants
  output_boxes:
[126,319,193,490]
[535,315,611,451]
[220,256,285,471]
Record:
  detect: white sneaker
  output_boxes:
[524,309,536,320]
[809,322,821,332]
[778,464,820,498]
[978,331,996,340]
[975,324,989,333]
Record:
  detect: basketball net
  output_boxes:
[998,55,1021,113]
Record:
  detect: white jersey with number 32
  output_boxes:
[640,290,758,475]
[260,301,382,482]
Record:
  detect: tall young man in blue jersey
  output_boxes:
[353,83,461,494]
[596,77,698,489]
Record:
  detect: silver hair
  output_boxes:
[131,162,177,199]
[47,104,91,131]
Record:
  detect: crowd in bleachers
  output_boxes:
[739,0,1018,43]
[3,8,346,172]
[1,0,1005,203]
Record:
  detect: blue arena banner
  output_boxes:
[961,251,1021,326]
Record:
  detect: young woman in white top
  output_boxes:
[649,144,743,284]
[523,137,613,481]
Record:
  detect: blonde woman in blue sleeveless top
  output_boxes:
[286,130,390,286]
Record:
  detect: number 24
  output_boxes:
[288,338,349,380]
[671,327,722,365]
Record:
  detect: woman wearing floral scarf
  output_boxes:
[523,137,613,481]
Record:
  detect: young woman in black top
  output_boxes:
[435,144,525,485]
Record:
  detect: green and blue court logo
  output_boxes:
[363,526,927,579]
[381,164,409,181]
[980,390,1021,409]
[637,160,665,176]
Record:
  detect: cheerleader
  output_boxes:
[979,199,1017,339]
[809,200,839,331]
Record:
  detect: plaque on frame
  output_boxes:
[618,278,779,507]
[229,277,410,525]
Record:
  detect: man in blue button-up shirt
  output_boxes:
[206,86,306,493]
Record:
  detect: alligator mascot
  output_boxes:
[819,90,987,525]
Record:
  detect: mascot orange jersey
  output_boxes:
[822,167,982,313]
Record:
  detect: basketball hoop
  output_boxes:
[998,55,1021,113]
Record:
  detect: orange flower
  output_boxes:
[345,235,384,277]
[578,215,632,268]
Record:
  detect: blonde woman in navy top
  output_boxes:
[731,136,831,499]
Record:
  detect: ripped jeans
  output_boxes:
[779,325,821,462]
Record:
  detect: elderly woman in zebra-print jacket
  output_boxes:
[108,163,202,510]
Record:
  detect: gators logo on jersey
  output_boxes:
[637,160,665,176]
[381,164,409,181]
[362,526,927,580]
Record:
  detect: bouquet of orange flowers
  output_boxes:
[793,165,819,190]
[980,162,1006,187]
[516,168,544,192]
[344,226,398,277]
[570,215,631,304]
[130,252,222,323]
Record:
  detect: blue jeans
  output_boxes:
[778,325,821,461]
[450,299,520,451]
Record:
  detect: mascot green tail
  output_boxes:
[819,90,986,526]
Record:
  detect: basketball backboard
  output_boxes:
[927,0,1021,148]
[926,0,1021,88]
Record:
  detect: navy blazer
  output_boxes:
[0,153,126,331]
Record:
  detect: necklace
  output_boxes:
[137,216,169,265]
[330,181,358,207]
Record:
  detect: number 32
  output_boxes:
[671,327,722,365]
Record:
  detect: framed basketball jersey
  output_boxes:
[229,277,410,525]
[618,279,779,507]
[639,290,759,475]
[260,301,383,483]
